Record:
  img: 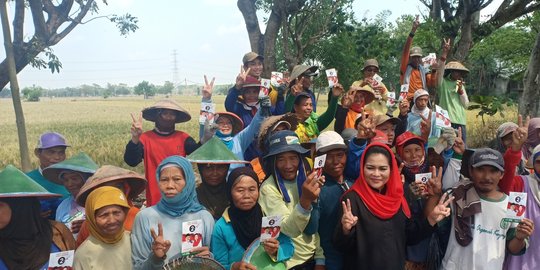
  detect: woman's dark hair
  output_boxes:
[362,145,392,167]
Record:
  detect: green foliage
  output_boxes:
[29,47,62,74]
[134,81,156,99]
[467,95,516,125]
[21,86,43,102]
[110,13,139,37]
[158,81,175,95]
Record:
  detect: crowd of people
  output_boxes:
[0,18,538,270]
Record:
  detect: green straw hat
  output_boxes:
[0,165,61,198]
[187,137,249,164]
[43,152,99,185]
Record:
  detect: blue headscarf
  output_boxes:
[534,151,540,179]
[155,156,205,217]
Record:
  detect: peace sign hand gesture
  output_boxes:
[290,77,305,96]
[341,199,358,234]
[442,38,451,56]
[235,66,252,90]
[427,192,453,226]
[453,127,465,155]
[202,75,215,100]
[130,112,143,144]
[420,111,432,141]
[511,114,530,151]
[151,223,171,260]
[356,114,376,140]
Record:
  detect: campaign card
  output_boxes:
[505,192,527,222]
[314,154,327,178]
[259,78,271,98]
[182,219,203,254]
[48,250,74,270]
[271,72,284,87]
[415,172,432,184]
[325,68,338,87]
[260,215,282,242]
[199,102,216,124]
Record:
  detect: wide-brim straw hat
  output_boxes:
[215,112,244,135]
[289,65,319,87]
[258,113,299,152]
[445,61,470,73]
[142,99,191,123]
[372,114,401,127]
[0,165,61,198]
[42,152,99,185]
[349,85,376,105]
[187,137,249,164]
[76,165,147,206]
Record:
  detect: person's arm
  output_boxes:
[259,180,311,238]
[184,136,200,155]
[442,155,462,191]
[316,93,339,131]
[131,215,164,270]
[333,105,348,135]
[236,109,264,152]
[314,233,325,267]
[124,140,144,167]
[332,193,358,252]
[225,86,240,113]
[458,86,469,108]
[405,216,436,245]
[400,16,419,77]
[210,220,230,269]
[506,219,533,255]
[275,233,295,262]
[285,91,295,112]
[435,38,451,88]
[272,93,285,115]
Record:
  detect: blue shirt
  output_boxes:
[27,169,70,219]
[211,209,294,270]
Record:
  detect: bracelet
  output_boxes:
[409,32,415,38]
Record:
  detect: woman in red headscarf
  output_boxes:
[333,142,452,270]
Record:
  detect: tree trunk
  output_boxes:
[0,0,31,171]
[519,30,540,117]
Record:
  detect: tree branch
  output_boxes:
[49,0,93,45]
[13,0,24,45]
[28,0,48,40]
[237,0,263,53]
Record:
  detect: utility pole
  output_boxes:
[172,50,179,95]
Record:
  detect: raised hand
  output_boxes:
[511,114,530,151]
[428,192,453,225]
[70,219,84,234]
[442,38,451,56]
[151,223,171,260]
[202,75,215,100]
[190,246,211,258]
[426,166,443,197]
[235,66,252,90]
[420,112,432,141]
[130,112,143,144]
[299,170,324,210]
[411,15,420,33]
[262,237,279,257]
[341,199,358,234]
[290,77,305,96]
[399,99,410,116]
[453,127,465,155]
[332,82,344,97]
[356,114,376,139]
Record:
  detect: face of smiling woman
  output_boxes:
[94,205,126,237]
[363,153,391,192]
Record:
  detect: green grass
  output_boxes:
[0,94,517,172]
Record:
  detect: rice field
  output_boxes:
[0,94,517,171]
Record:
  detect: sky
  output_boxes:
[1,0,501,89]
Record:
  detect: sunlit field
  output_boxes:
[0,94,517,171]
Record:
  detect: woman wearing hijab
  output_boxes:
[258,130,324,269]
[403,90,440,141]
[333,143,453,270]
[42,152,98,236]
[0,165,76,270]
[187,137,250,219]
[131,156,214,269]
[73,186,132,269]
[212,167,294,269]
[74,165,146,247]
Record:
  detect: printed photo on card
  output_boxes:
[399,84,409,101]
[372,74,383,83]
[48,250,74,270]
[325,68,338,87]
[435,105,452,128]
[271,72,284,87]
[259,78,271,98]
[505,192,527,222]
[261,216,282,242]
[422,53,437,69]
[199,102,216,124]
[387,92,396,107]
[182,219,203,254]
[314,154,327,178]
[415,172,432,184]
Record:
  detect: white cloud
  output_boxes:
[199,43,213,53]
[202,0,236,7]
